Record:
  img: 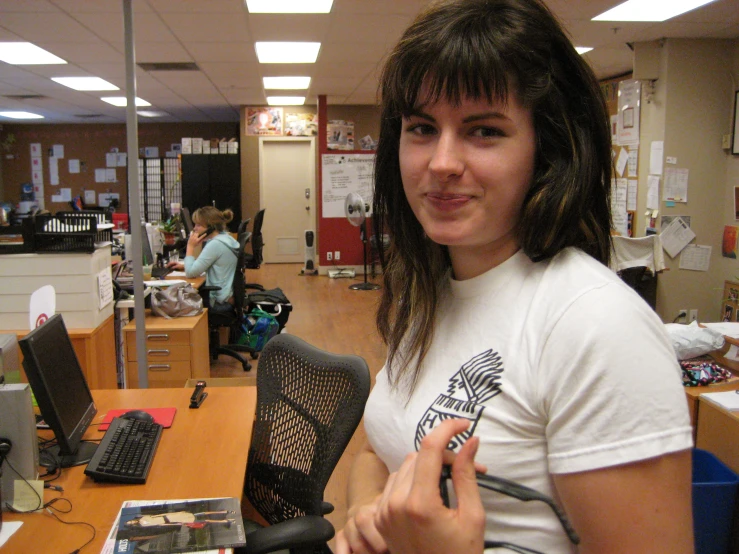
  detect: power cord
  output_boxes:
[1,444,96,553]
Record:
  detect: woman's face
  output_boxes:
[399,92,536,279]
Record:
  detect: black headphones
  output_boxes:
[0,438,11,459]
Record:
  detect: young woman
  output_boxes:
[335,1,694,553]
[168,206,239,306]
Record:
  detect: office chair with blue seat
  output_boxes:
[235,333,371,554]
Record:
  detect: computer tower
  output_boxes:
[0,384,40,511]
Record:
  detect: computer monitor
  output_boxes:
[141,223,155,265]
[18,314,98,468]
[181,207,193,236]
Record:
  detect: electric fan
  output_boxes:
[344,192,380,291]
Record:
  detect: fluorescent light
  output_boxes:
[246,0,333,13]
[267,96,306,106]
[101,96,151,107]
[263,76,311,89]
[52,77,119,91]
[255,42,321,63]
[137,110,169,118]
[0,42,66,65]
[593,0,718,22]
[575,47,593,55]
[0,111,44,119]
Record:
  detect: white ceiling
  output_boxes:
[0,0,737,124]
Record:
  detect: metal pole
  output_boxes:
[123,0,148,387]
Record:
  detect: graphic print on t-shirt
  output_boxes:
[414,349,503,450]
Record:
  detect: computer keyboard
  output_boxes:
[151,265,174,279]
[84,417,163,484]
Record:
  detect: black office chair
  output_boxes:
[236,333,371,554]
[200,232,258,371]
[238,217,251,236]
[244,209,266,291]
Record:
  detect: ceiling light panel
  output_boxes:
[575,47,593,55]
[52,77,119,91]
[101,97,151,107]
[0,111,44,119]
[267,96,306,105]
[0,42,67,65]
[255,42,321,63]
[246,0,333,13]
[263,76,311,89]
[592,0,718,22]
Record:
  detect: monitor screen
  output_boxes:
[181,207,193,236]
[141,223,155,265]
[18,314,98,468]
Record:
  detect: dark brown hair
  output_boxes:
[373,0,613,389]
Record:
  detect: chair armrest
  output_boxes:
[242,515,335,554]
[198,285,220,309]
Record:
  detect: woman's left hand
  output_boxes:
[373,418,486,554]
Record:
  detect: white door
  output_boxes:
[258,137,316,263]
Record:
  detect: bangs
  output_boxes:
[381,5,518,115]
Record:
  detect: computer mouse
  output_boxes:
[120,410,155,424]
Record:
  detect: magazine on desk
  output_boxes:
[101,497,245,554]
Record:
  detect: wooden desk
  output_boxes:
[2,386,256,554]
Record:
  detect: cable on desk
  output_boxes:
[1,454,96,553]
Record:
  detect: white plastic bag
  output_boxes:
[664,321,725,360]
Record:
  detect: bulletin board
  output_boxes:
[321,153,375,218]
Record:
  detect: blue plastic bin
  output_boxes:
[693,448,739,554]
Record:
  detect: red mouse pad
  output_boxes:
[99,407,177,430]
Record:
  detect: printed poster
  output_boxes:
[246,107,283,136]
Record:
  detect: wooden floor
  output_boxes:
[210,263,387,541]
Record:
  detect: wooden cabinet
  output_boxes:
[13,314,117,389]
[124,310,209,388]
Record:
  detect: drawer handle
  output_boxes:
[147,334,170,341]
[148,349,171,356]
[148,364,171,372]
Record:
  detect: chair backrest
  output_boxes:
[237,218,251,236]
[247,209,265,268]
[232,232,251,312]
[244,333,370,524]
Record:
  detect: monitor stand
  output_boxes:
[46,441,98,468]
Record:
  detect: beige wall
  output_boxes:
[238,103,381,222]
[634,38,739,323]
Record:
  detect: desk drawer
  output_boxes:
[125,332,192,362]
[126,361,192,388]
[125,343,191,363]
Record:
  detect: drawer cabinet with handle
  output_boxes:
[123,309,209,388]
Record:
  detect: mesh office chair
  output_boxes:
[236,333,371,554]
[200,232,258,371]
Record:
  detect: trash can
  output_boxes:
[693,448,739,554]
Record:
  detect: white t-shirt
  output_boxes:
[365,248,693,553]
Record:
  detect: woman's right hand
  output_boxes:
[166,261,184,270]
[335,496,388,554]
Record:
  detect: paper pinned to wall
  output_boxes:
[646,175,660,209]
[660,216,695,258]
[95,168,107,183]
[69,159,80,173]
[49,157,59,185]
[649,141,664,175]
[678,244,711,271]
[663,167,689,202]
